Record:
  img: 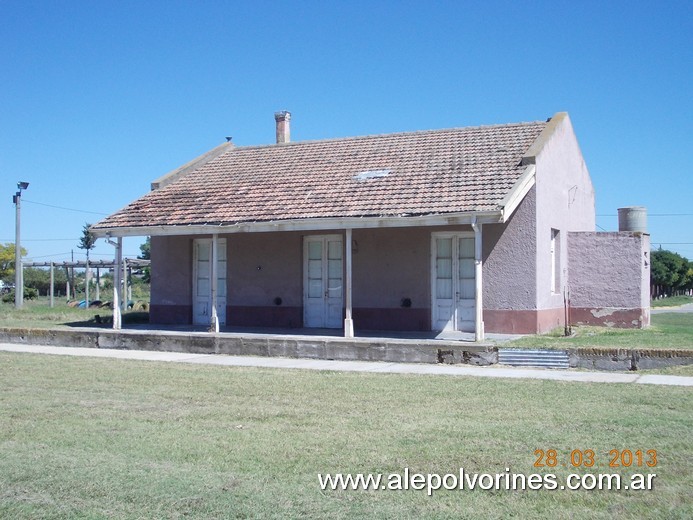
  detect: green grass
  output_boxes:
[508,313,693,350]
[0,298,147,329]
[0,353,691,519]
[637,364,693,377]
[651,296,693,308]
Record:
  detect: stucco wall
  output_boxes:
[351,227,433,331]
[227,232,302,307]
[151,235,193,305]
[150,235,194,323]
[533,114,595,314]
[483,186,537,311]
[568,231,650,328]
[352,227,430,309]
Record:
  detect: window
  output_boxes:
[550,228,561,294]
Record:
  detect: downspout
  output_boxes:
[210,234,220,333]
[344,228,354,338]
[471,217,484,342]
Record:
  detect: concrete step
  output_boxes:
[498,348,570,369]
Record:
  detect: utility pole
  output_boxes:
[13,181,29,309]
[71,249,75,300]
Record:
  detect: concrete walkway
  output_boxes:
[1,343,691,387]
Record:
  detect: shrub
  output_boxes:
[1,287,39,303]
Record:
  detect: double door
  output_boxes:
[193,238,227,325]
[432,233,475,332]
[303,235,343,328]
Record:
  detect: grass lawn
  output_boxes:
[0,353,691,519]
[508,313,693,351]
[651,296,693,308]
[0,298,147,329]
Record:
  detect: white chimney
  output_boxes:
[274,111,291,144]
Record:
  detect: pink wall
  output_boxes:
[568,231,650,328]
[151,235,192,304]
[228,232,302,308]
[483,187,537,311]
[480,113,597,333]
[352,227,430,309]
[533,113,596,315]
[150,235,193,323]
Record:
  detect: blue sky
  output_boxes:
[1,0,691,263]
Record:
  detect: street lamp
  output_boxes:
[13,181,29,308]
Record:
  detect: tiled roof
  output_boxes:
[93,120,547,230]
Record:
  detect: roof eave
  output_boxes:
[91,210,506,238]
[498,164,536,222]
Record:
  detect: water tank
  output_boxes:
[617,206,647,232]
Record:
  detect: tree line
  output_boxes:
[651,249,693,298]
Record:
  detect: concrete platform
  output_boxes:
[0,326,507,365]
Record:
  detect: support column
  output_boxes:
[122,257,128,311]
[113,237,122,330]
[49,262,54,308]
[344,228,354,338]
[471,217,484,342]
[95,267,100,300]
[210,234,219,333]
[85,256,90,309]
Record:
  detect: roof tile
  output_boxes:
[93,120,546,230]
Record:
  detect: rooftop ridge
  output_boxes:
[224,119,548,153]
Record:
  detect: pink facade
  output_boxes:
[100,112,649,336]
[567,232,650,328]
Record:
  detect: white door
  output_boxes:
[304,235,343,328]
[432,233,475,332]
[193,238,227,325]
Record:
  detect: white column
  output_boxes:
[49,262,54,308]
[85,255,90,309]
[121,257,128,311]
[471,217,485,342]
[210,234,219,333]
[113,237,122,330]
[344,228,354,338]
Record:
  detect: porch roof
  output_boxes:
[92,116,550,237]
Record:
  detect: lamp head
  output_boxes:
[17,181,29,190]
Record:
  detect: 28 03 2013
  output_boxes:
[533,449,658,468]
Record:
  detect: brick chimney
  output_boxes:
[274,111,291,143]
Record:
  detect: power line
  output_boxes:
[597,213,693,217]
[0,238,76,242]
[26,252,73,259]
[23,199,109,216]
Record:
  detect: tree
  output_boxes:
[0,243,27,282]
[78,223,97,256]
[138,237,151,284]
[651,249,691,297]
[24,267,68,296]
[78,223,97,303]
